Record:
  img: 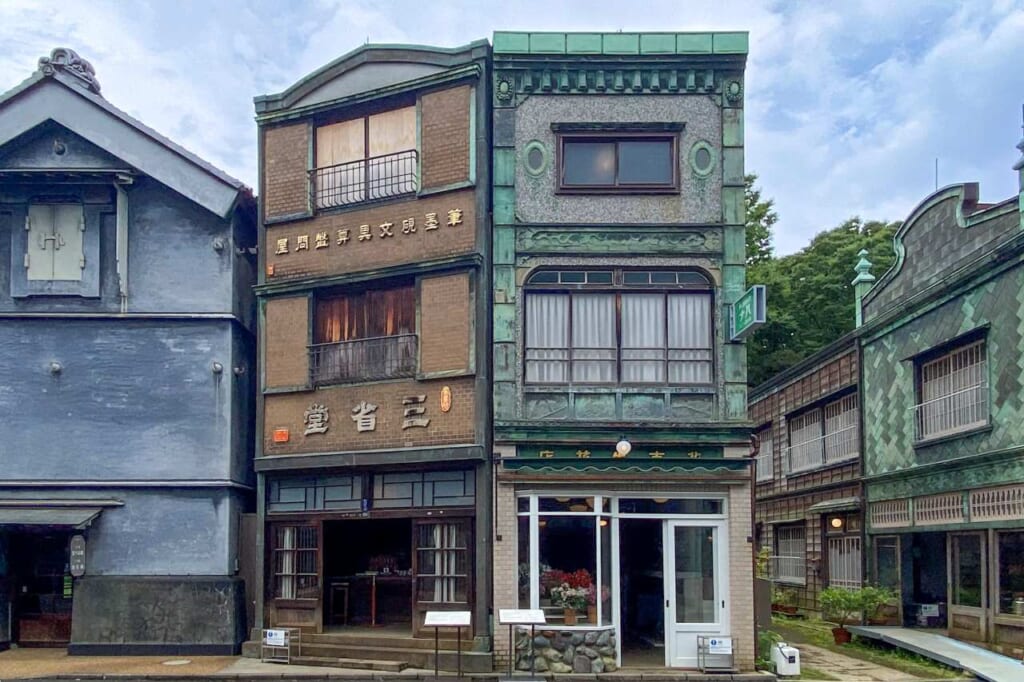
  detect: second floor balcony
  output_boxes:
[310,149,418,211]
[784,424,859,475]
[309,333,417,386]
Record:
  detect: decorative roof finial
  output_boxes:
[1015,103,1024,173]
[852,248,875,286]
[37,48,101,95]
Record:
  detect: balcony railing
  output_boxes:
[309,334,417,386]
[783,424,858,474]
[310,149,418,210]
[912,381,988,442]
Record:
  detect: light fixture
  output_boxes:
[830,516,844,530]
[555,497,570,503]
[599,519,608,527]
[538,519,547,528]
[653,498,668,504]
[615,439,632,457]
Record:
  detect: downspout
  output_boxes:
[114,175,132,313]
[852,253,874,599]
[749,431,760,662]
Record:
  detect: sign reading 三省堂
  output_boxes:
[730,284,766,341]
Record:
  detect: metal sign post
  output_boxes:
[424,611,471,678]
[497,609,546,679]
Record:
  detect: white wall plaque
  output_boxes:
[498,608,546,625]
[425,610,471,627]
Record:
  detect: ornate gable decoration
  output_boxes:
[38,48,102,96]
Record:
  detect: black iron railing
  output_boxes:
[309,334,417,385]
[310,149,418,209]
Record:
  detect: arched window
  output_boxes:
[524,270,713,386]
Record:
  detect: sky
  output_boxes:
[1,0,1023,255]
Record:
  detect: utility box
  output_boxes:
[772,642,801,677]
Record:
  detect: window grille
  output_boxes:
[785,394,859,474]
[914,492,964,526]
[755,428,773,482]
[273,525,318,600]
[827,536,862,590]
[870,499,911,529]
[773,525,806,584]
[913,340,987,441]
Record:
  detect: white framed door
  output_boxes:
[663,520,729,668]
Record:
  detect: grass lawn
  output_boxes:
[770,615,970,679]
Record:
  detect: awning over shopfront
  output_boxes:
[0,499,122,529]
[806,496,861,515]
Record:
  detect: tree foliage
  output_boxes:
[744,185,899,387]
[745,174,777,266]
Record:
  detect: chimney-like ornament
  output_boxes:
[852,249,875,328]
[1014,104,1024,199]
[37,48,101,95]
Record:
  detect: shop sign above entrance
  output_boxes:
[69,534,86,577]
[730,284,766,341]
[519,445,724,461]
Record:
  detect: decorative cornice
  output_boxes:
[516,226,723,255]
[494,65,742,105]
[37,47,101,95]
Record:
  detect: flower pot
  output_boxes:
[564,608,578,625]
[587,605,597,623]
[831,627,852,645]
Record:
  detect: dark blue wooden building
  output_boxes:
[0,49,256,653]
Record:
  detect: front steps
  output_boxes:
[242,630,492,673]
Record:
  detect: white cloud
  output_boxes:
[1,0,1021,254]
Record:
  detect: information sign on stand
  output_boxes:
[424,611,472,678]
[498,609,546,679]
[260,628,300,664]
[697,634,737,672]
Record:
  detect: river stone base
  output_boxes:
[515,628,618,674]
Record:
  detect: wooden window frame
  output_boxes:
[555,131,679,194]
[270,523,320,603]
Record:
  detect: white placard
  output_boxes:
[498,608,546,625]
[264,629,287,647]
[919,604,939,617]
[425,610,471,627]
[707,637,733,655]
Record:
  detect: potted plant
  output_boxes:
[550,582,588,625]
[586,584,610,623]
[820,586,897,644]
[771,586,798,615]
[860,586,897,625]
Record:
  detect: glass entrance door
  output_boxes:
[948,532,987,641]
[663,521,727,667]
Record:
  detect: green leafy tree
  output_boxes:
[745,174,777,266]
[746,217,899,386]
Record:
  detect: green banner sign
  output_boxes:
[731,285,766,341]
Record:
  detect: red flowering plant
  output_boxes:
[564,569,593,589]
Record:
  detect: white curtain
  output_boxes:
[526,294,569,382]
[621,294,665,382]
[668,294,712,383]
[572,294,617,382]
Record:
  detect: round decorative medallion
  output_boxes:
[725,79,743,104]
[495,74,514,101]
[689,140,717,178]
[522,140,549,177]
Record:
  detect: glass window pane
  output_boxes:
[953,534,983,607]
[674,526,716,623]
[875,536,900,591]
[621,294,666,383]
[572,294,617,383]
[539,497,595,513]
[526,294,570,384]
[618,499,722,514]
[519,515,531,608]
[528,271,559,284]
[560,271,586,283]
[998,531,1024,615]
[563,141,615,185]
[539,516,596,625]
[586,271,613,284]
[651,271,676,284]
[600,517,612,625]
[618,140,673,185]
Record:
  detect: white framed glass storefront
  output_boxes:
[516,492,729,669]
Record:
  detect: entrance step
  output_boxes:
[242,635,491,673]
[290,655,408,672]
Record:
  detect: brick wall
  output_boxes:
[263,123,309,220]
[264,189,477,282]
[264,296,309,389]
[420,272,472,374]
[492,478,518,665]
[421,85,471,190]
[727,485,755,671]
[262,376,474,455]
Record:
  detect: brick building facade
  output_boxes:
[249,42,493,668]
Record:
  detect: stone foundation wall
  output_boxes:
[516,628,618,674]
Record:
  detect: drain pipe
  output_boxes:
[748,431,760,663]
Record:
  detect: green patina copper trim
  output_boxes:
[516,444,724,460]
[503,460,748,474]
[493,32,748,56]
[494,421,752,446]
[522,140,550,177]
[688,140,717,178]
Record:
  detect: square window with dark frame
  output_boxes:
[773,524,806,585]
[310,282,416,385]
[558,133,678,193]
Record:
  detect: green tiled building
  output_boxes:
[489,31,755,671]
[859,134,1024,650]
